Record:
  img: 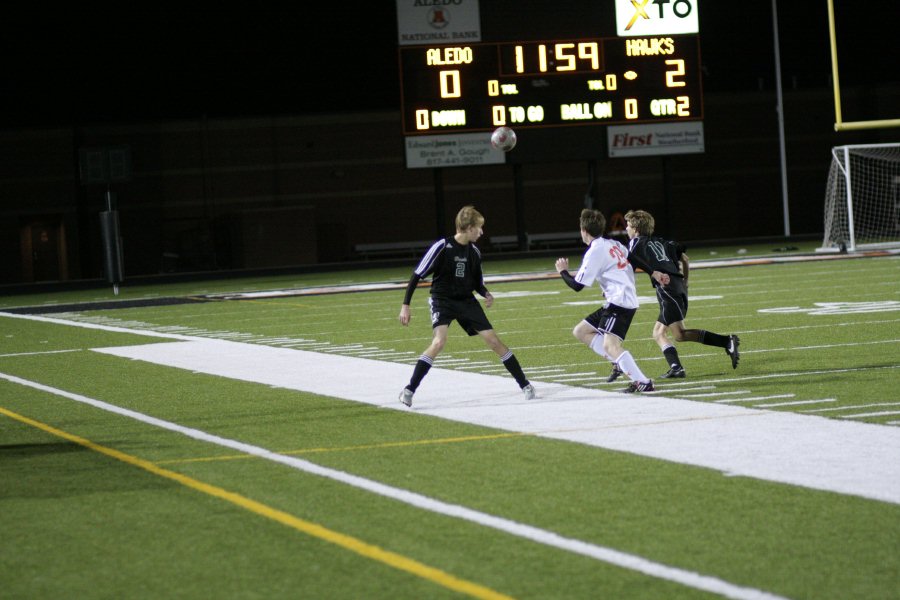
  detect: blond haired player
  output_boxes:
[622,209,740,380]
[398,206,535,407]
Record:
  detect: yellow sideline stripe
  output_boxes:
[0,407,515,600]
[156,431,529,465]
[157,411,770,467]
[158,411,771,466]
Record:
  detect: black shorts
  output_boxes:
[428,295,492,336]
[656,286,688,326]
[584,303,636,341]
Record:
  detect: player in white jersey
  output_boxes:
[555,209,667,393]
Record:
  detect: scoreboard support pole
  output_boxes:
[433,168,445,238]
[662,156,673,238]
[772,0,791,236]
[585,160,598,209]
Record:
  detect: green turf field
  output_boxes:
[1,248,898,599]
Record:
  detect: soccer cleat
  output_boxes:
[399,388,414,407]
[522,383,537,400]
[661,365,686,379]
[622,380,655,394]
[726,335,741,369]
[606,364,624,383]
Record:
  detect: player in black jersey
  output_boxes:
[620,210,740,380]
[398,206,535,407]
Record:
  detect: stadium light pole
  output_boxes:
[772,0,791,236]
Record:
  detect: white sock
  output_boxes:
[615,351,650,383]
[589,334,611,360]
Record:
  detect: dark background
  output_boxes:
[2,3,895,127]
[1,2,897,287]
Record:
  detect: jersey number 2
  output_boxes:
[609,246,628,269]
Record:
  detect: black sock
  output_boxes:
[407,355,434,392]
[698,330,729,348]
[500,351,529,388]
[663,345,681,368]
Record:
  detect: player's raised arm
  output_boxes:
[555,257,569,273]
[556,257,585,292]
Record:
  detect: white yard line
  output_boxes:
[0,369,788,600]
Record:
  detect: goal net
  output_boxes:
[820,143,900,252]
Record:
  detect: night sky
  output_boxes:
[2,3,895,128]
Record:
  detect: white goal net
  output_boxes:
[820,143,900,251]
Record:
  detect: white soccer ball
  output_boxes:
[490,126,517,152]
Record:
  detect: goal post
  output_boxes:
[819,143,900,252]
[827,0,900,131]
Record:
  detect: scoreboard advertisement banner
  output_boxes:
[607,121,705,157]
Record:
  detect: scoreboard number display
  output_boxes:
[399,35,703,135]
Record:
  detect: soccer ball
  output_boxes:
[490,126,517,152]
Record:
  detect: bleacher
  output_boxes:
[353,240,433,260]
[354,232,583,260]
[488,232,581,252]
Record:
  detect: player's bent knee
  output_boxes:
[671,328,690,343]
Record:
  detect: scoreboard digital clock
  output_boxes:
[398,35,703,135]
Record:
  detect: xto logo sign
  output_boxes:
[615,0,699,36]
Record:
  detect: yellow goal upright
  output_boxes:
[827,0,900,131]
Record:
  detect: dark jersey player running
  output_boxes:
[620,209,740,381]
[398,205,535,407]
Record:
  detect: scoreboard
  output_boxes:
[399,34,703,135]
[396,0,704,164]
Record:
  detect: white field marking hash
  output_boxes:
[803,402,900,413]
[0,349,82,358]
[676,391,752,398]
[714,395,795,403]
[753,399,837,408]
[841,410,900,419]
